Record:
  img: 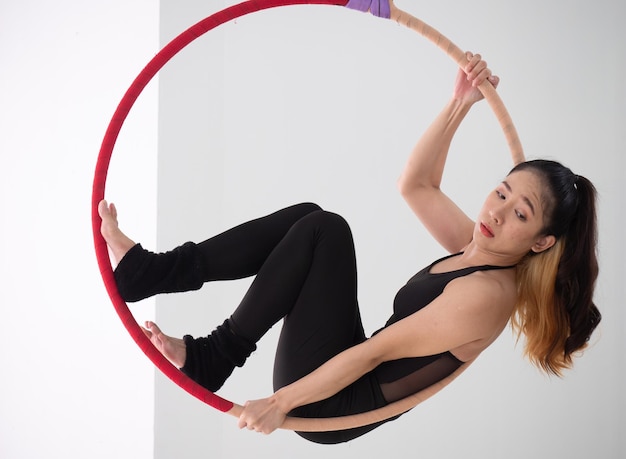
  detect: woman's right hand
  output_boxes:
[453,51,499,105]
[238,396,287,435]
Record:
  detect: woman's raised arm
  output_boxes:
[398,52,499,253]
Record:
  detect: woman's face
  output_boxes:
[474,170,556,259]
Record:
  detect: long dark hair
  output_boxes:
[509,160,601,375]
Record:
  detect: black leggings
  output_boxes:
[211,205,365,387]
[118,203,391,443]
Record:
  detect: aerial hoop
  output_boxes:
[92,0,523,432]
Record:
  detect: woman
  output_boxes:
[98,52,600,443]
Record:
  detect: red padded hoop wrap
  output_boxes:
[93,0,522,432]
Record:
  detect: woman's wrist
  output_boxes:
[271,387,295,415]
[443,97,474,127]
[449,95,475,111]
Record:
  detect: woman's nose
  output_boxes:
[489,208,502,224]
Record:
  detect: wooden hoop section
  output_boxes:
[92,0,523,433]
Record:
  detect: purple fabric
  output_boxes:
[345,0,391,19]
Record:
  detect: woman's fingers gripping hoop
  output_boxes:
[237,397,288,435]
[464,52,497,87]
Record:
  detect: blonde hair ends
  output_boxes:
[511,239,575,376]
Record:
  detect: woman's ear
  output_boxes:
[531,234,556,253]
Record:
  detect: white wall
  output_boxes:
[0,1,157,458]
[153,1,624,458]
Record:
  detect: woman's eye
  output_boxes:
[515,210,527,221]
[496,190,505,199]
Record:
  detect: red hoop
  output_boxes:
[92,0,522,432]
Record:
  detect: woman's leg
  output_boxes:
[103,201,365,398]
[228,210,366,388]
[231,210,389,444]
[101,202,322,302]
[182,210,366,393]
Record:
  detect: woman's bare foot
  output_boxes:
[142,321,187,368]
[98,200,136,267]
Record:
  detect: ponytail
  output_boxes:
[556,176,601,359]
[509,161,601,376]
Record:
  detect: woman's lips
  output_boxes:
[480,222,495,238]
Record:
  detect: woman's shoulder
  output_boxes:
[445,267,517,315]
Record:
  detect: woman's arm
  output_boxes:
[398,52,499,253]
[237,342,380,434]
[238,275,507,434]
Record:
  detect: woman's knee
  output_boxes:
[294,202,323,216]
[297,209,352,239]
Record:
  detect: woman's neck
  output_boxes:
[459,241,523,268]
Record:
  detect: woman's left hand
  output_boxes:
[237,397,287,435]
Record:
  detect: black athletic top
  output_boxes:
[373,252,514,403]
[295,252,515,444]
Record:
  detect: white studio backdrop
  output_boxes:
[0,1,623,458]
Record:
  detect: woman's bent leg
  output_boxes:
[114,203,321,302]
[183,210,366,393]
[263,212,389,444]
[228,211,366,386]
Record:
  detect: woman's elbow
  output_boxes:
[397,174,418,198]
[361,338,392,369]
[398,178,436,205]
[397,175,408,195]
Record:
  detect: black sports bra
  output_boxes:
[373,252,514,403]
